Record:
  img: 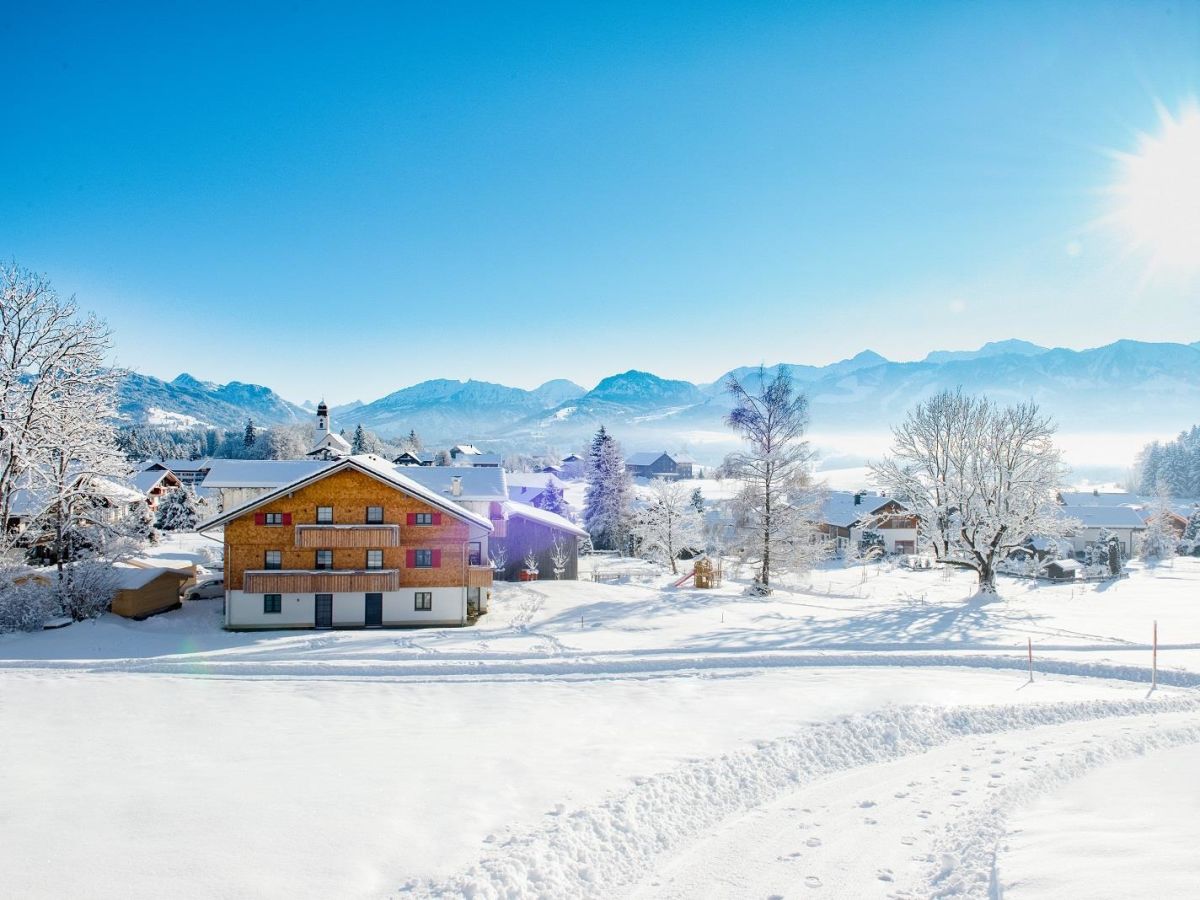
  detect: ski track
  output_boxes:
[396,696,1200,899]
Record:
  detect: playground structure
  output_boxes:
[672,555,722,589]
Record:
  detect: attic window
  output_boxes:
[265,513,284,526]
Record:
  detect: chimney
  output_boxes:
[451,475,463,497]
[853,492,862,506]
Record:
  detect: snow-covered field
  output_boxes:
[2,546,1199,898]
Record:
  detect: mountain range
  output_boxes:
[118,339,1200,460]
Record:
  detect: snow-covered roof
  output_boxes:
[402,465,508,501]
[458,453,502,467]
[202,459,336,488]
[502,500,589,538]
[452,444,483,455]
[393,450,431,464]
[819,491,905,528]
[1057,505,1147,529]
[198,455,493,532]
[112,565,189,590]
[626,451,670,466]
[308,431,352,456]
[1057,491,1141,507]
[142,458,211,473]
[505,472,568,490]
[671,454,698,465]
[130,469,176,494]
[1048,559,1081,572]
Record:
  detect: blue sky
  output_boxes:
[2,2,1198,404]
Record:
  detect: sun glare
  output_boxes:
[1108,100,1200,277]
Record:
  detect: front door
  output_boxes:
[364,592,383,627]
[315,594,333,628]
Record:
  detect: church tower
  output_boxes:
[316,400,329,435]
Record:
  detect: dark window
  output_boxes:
[265,512,283,526]
[366,549,383,569]
[315,549,333,570]
[414,591,433,611]
[414,512,433,526]
[264,550,282,570]
[468,541,482,566]
[366,506,383,524]
[413,549,433,568]
[263,594,282,614]
[316,506,333,524]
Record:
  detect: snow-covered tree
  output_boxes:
[405,429,423,451]
[261,425,308,460]
[690,487,705,514]
[155,487,200,532]
[723,366,821,591]
[352,424,367,454]
[522,548,539,575]
[549,535,570,579]
[583,426,631,551]
[631,477,706,574]
[489,542,508,574]
[532,478,566,515]
[1138,483,1178,563]
[871,390,1068,597]
[434,448,452,466]
[0,265,121,548]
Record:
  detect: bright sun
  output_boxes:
[1108,100,1200,276]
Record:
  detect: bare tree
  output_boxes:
[631,477,705,574]
[549,535,570,579]
[871,389,1067,596]
[723,366,820,591]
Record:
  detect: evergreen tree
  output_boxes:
[155,487,200,532]
[352,424,367,454]
[406,429,423,451]
[1138,483,1177,563]
[532,477,566,515]
[690,487,705,514]
[243,419,257,448]
[583,426,631,551]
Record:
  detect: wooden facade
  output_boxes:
[494,515,580,581]
[112,569,190,619]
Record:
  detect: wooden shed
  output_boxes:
[111,566,189,619]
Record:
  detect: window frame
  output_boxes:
[413,548,433,568]
[264,550,282,570]
[316,506,334,524]
[414,591,433,611]
[366,506,384,524]
[365,549,383,569]
[263,593,282,614]
[414,512,433,526]
[264,512,284,526]
[315,549,334,570]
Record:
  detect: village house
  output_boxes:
[140,457,212,486]
[130,467,183,510]
[625,451,697,480]
[505,471,570,508]
[492,501,588,581]
[818,491,918,555]
[393,450,433,466]
[560,453,586,479]
[1057,505,1146,559]
[198,454,495,630]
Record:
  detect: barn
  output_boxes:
[492,502,588,581]
[111,566,191,619]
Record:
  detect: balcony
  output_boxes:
[294,524,400,549]
[244,569,400,593]
[467,565,494,589]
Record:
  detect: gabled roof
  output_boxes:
[819,491,907,528]
[402,465,508,502]
[1057,490,1141,507]
[626,451,671,466]
[505,472,568,490]
[451,443,483,455]
[198,455,493,532]
[202,459,335,489]
[1057,505,1147,529]
[308,431,352,457]
[130,469,178,494]
[141,458,212,473]
[502,500,589,538]
[112,565,190,590]
[393,450,431,464]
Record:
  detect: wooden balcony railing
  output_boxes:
[467,565,494,589]
[244,569,400,593]
[294,524,401,548]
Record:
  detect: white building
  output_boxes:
[818,491,918,555]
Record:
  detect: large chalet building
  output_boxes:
[200,455,495,630]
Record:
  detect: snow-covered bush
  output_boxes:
[522,549,539,575]
[56,559,120,621]
[0,568,57,633]
[1138,486,1177,563]
[155,488,200,532]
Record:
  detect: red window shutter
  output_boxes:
[281,513,292,525]
[431,513,442,526]
[405,549,415,568]
[431,549,442,568]
[254,513,265,526]
[406,513,416,526]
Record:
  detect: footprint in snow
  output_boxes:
[804,875,822,888]
[951,789,965,796]
[894,790,909,798]
[863,817,878,825]
[917,810,932,819]
[900,835,917,846]
[805,837,822,847]
[876,869,895,882]
[767,894,785,900]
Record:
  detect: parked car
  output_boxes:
[183,577,224,601]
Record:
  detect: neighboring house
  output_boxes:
[140,458,212,486]
[538,464,564,476]
[818,491,919,555]
[198,454,495,630]
[202,459,335,511]
[506,472,569,508]
[130,467,183,510]
[626,451,694,480]
[1057,505,1146,558]
[401,465,509,540]
[6,472,147,540]
[492,501,588,581]
[1135,505,1190,538]
[560,453,586,479]
[393,450,433,466]
[447,444,501,467]
[111,566,191,619]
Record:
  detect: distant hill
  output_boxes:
[117,339,1200,461]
